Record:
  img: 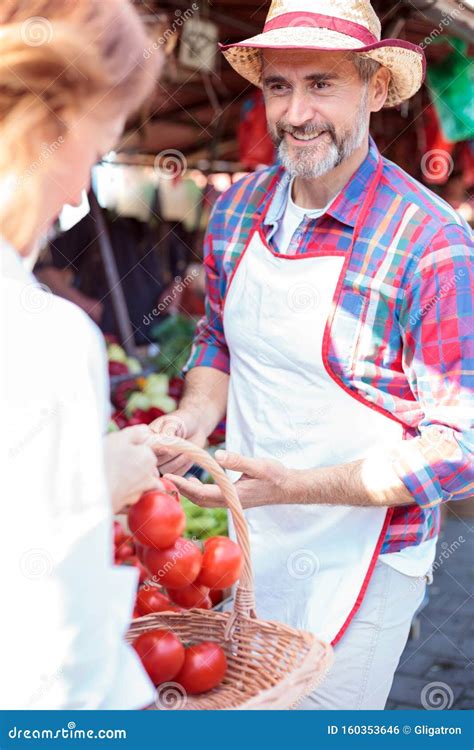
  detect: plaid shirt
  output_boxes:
[187,137,474,554]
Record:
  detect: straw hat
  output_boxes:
[219,0,426,108]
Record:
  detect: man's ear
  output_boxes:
[370,66,391,113]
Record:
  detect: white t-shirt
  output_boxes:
[273,178,338,254]
[0,239,155,709]
[272,181,437,578]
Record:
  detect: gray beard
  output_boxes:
[276,86,369,180]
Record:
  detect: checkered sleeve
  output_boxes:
[184,207,230,375]
[392,222,474,509]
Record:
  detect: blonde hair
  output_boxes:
[0,0,158,248]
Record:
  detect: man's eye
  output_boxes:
[313,81,330,90]
[270,84,289,93]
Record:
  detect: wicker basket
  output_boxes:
[126,437,333,710]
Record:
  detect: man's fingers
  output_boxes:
[164,474,225,507]
[215,449,266,478]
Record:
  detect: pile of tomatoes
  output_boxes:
[116,478,243,613]
[113,478,243,695]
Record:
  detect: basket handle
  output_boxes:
[147,435,256,620]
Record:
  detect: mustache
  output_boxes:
[274,121,337,143]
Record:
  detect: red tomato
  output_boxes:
[135,543,147,564]
[167,583,211,609]
[113,520,127,546]
[157,477,180,502]
[176,642,227,695]
[122,555,148,585]
[133,630,185,685]
[144,537,202,589]
[136,587,178,616]
[109,361,129,376]
[196,536,243,590]
[132,606,141,619]
[115,540,135,561]
[209,589,224,607]
[128,490,186,549]
[168,377,184,400]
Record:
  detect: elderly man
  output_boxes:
[152,0,474,709]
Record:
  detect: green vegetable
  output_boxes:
[181,496,228,541]
[151,314,197,376]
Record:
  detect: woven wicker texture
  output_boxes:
[127,436,333,710]
[220,0,424,108]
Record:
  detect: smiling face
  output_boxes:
[262,49,388,179]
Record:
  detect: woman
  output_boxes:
[1,0,163,708]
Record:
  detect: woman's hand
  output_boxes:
[104,425,160,514]
[149,409,208,476]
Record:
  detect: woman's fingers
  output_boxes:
[157,455,194,476]
[164,474,225,507]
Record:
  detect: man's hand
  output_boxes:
[104,425,160,514]
[165,448,415,511]
[165,449,294,509]
[149,409,208,476]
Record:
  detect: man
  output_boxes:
[152,0,474,709]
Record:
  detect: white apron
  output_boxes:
[223,160,404,645]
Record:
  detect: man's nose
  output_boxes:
[285,92,316,128]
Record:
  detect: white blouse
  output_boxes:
[0,239,154,709]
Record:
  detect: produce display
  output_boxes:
[107,340,225,446]
[108,344,228,542]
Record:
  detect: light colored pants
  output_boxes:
[296,559,427,710]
